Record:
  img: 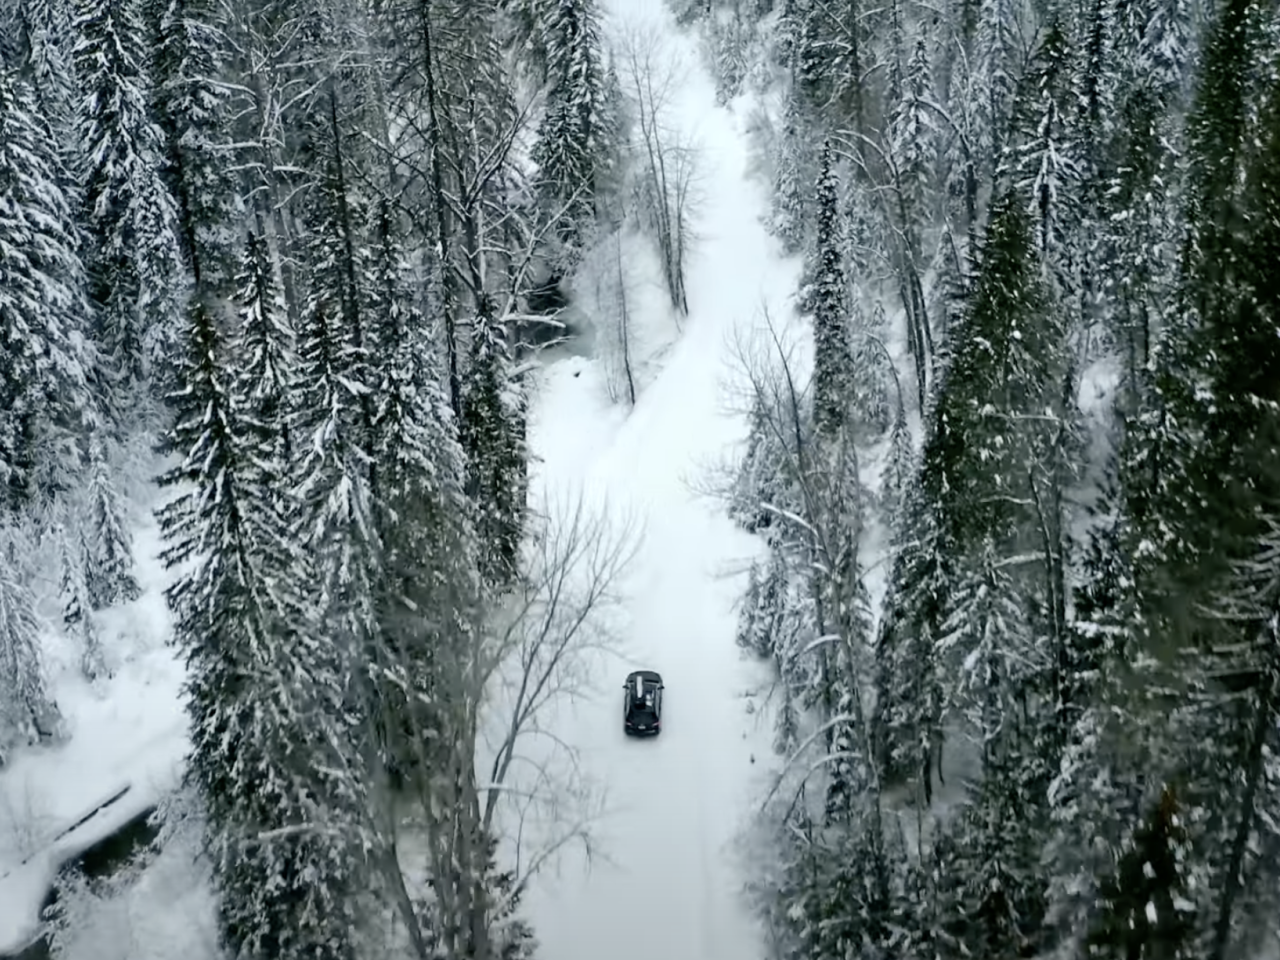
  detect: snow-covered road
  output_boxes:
[522,2,802,957]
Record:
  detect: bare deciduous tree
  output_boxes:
[378,491,639,960]
[615,22,702,317]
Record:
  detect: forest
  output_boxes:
[0,0,1278,956]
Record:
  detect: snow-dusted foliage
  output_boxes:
[0,532,62,761]
[532,0,612,257]
[72,0,185,402]
[84,440,141,610]
[0,66,95,514]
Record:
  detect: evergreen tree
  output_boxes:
[874,479,948,803]
[289,80,382,655]
[84,439,141,610]
[0,531,61,759]
[461,302,526,586]
[156,295,369,960]
[0,66,95,513]
[1006,16,1080,296]
[532,0,611,260]
[768,89,809,252]
[7,0,80,169]
[57,518,106,681]
[72,0,185,404]
[149,0,241,294]
[808,140,851,438]
[290,295,379,673]
[1043,465,1161,955]
[887,33,935,251]
[366,199,477,783]
[232,230,295,464]
[1086,786,1197,959]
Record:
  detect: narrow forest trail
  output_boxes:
[521,2,803,958]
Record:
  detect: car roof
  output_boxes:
[625,669,663,686]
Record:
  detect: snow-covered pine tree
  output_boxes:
[878,380,912,527]
[944,737,1049,959]
[149,0,241,296]
[461,300,527,586]
[1097,72,1179,410]
[0,530,62,760]
[156,294,370,960]
[57,519,107,681]
[0,66,95,514]
[232,230,295,465]
[924,190,1064,561]
[1042,462,1161,955]
[72,0,185,407]
[873,477,948,804]
[366,198,478,784]
[289,75,382,647]
[973,0,1019,170]
[7,0,80,173]
[1162,34,1280,954]
[532,0,610,261]
[885,28,938,406]
[890,29,937,221]
[808,140,851,439]
[498,0,558,82]
[921,192,1069,953]
[290,288,379,678]
[1004,16,1081,301]
[768,87,809,252]
[791,0,865,130]
[84,438,141,610]
[1085,785,1197,959]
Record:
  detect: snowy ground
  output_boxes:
[0,520,186,956]
[517,2,803,958]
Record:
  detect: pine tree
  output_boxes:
[8,0,80,171]
[1086,786,1197,959]
[232,230,295,464]
[461,303,526,586]
[532,0,610,259]
[156,295,369,960]
[290,295,379,670]
[84,440,141,610]
[920,192,1068,955]
[58,519,107,681]
[946,746,1049,959]
[874,480,948,803]
[768,88,810,253]
[149,0,241,294]
[72,0,185,404]
[1044,465,1160,954]
[809,140,851,438]
[366,199,477,783]
[0,66,95,513]
[888,33,936,240]
[0,531,61,758]
[1006,16,1081,296]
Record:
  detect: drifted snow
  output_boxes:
[0,645,186,954]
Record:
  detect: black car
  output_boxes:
[623,670,664,736]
